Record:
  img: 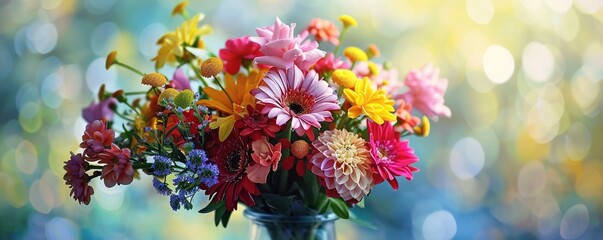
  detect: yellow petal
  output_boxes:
[348,106,363,118]
[343,88,358,103]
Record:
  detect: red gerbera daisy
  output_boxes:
[206,132,259,210]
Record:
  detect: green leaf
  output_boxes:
[357,198,365,208]
[349,211,377,230]
[214,204,226,227]
[198,200,224,214]
[317,194,329,214]
[302,169,319,207]
[221,210,233,228]
[329,198,349,219]
[265,195,295,214]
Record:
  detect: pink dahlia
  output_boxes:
[97,144,134,188]
[250,17,325,71]
[305,18,340,45]
[399,63,451,118]
[219,36,263,74]
[63,153,94,205]
[367,121,419,190]
[82,97,117,123]
[310,129,374,203]
[251,66,339,139]
[80,120,115,161]
[312,53,350,76]
[247,137,282,184]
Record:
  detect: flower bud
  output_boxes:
[142,73,168,88]
[200,57,224,78]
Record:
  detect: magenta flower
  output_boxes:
[250,17,325,71]
[251,66,339,139]
[63,153,94,205]
[82,97,117,123]
[98,144,134,188]
[312,53,350,76]
[399,63,451,118]
[80,120,115,161]
[219,36,263,74]
[168,68,191,90]
[367,120,419,190]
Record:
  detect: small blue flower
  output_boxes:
[198,163,219,185]
[152,155,172,176]
[144,126,152,132]
[169,194,180,211]
[152,178,172,196]
[201,177,218,188]
[186,149,208,172]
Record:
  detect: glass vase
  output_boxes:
[244,209,338,240]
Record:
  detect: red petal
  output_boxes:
[296,159,305,176]
[282,156,294,170]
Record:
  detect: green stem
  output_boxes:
[116,61,145,76]
[333,28,348,56]
[115,111,135,122]
[133,163,153,169]
[278,122,292,193]
[189,62,209,87]
[125,91,149,96]
[213,76,233,104]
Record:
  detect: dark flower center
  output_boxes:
[225,151,242,172]
[289,103,304,114]
[284,89,315,115]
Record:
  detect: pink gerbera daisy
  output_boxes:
[367,120,419,190]
[251,66,339,139]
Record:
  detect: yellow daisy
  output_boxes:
[343,77,396,124]
[152,14,213,69]
[197,70,264,141]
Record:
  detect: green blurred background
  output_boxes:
[1,0,602,239]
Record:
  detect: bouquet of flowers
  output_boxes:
[64,1,451,232]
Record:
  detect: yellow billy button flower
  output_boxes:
[413,116,430,137]
[338,15,358,28]
[343,77,396,124]
[141,73,168,87]
[343,47,368,62]
[173,89,194,108]
[331,69,358,88]
[105,51,117,70]
[366,44,380,59]
[200,57,224,78]
[171,1,188,16]
[158,88,180,107]
[367,62,379,76]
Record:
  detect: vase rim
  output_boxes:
[243,208,339,223]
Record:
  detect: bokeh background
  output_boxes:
[1,0,602,239]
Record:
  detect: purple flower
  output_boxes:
[82,98,117,123]
[152,177,172,196]
[169,68,191,90]
[251,66,340,138]
[250,17,325,71]
[152,155,172,176]
[399,63,451,118]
